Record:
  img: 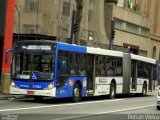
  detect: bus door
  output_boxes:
[131,60,137,90]
[148,64,154,91]
[86,54,94,94]
[148,65,154,91]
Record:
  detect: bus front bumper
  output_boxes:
[10,86,56,97]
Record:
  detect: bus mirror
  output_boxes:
[5,49,13,63]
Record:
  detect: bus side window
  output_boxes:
[105,58,114,76]
[78,54,86,76]
[57,51,69,76]
[96,56,105,77]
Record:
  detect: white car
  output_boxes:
[157,90,160,110]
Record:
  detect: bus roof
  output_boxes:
[57,42,87,53]
[15,41,156,64]
[131,54,156,64]
[87,47,123,57]
[57,42,123,57]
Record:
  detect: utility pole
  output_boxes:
[71,10,78,44]
[74,0,83,45]
[109,20,115,50]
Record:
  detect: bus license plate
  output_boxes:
[27,91,35,95]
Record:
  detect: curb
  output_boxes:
[147,92,157,96]
[0,95,14,100]
[0,94,26,100]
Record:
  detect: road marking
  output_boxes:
[96,105,155,114]
[53,105,155,120]
[0,99,123,112]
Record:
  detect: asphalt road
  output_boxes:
[0,95,159,120]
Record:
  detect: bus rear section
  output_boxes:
[123,53,157,96]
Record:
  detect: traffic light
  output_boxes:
[73,22,78,33]
[112,29,115,40]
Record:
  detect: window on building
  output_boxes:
[60,27,69,37]
[115,20,125,30]
[23,24,38,34]
[115,19,150,38]
[62,1,70,16]
[25,0,40,12]
[152,46,156,59]
[141,28,150,37]
[104,0,118,4]
[126,23,140,35]
[88,10,94,23]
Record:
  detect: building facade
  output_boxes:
[14,0,108,47]
[15,0,76,40]
[14,0,160,59]
[137,0,160,59]
[105,0,160,59]
[105,3,151,57]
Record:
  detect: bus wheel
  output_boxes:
[142,83,147,97]
[157,106,160,110]
[73,83,81,102]
[33,96,43,101]
[109,83,116,99]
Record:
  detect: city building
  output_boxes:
[105,1,151,57]
[14,0,76,42]
[14,0,108,47]
[137,0,160,59]
[105,0,160,59]
[13,0,160,58]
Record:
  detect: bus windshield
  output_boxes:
[12,52,55,81]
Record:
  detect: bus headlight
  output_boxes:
[11,81,15,87]
[44,82,54,90]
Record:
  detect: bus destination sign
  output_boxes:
[21,45,52,51]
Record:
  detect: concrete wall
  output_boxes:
[1,73,10,94]
[137,0,160,59]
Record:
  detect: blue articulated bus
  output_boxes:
[6,40,157,102]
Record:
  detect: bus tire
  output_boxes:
[141,83,147,97]
[109,83,116,99]
[72,83,81,102]
[157,106,160,110]
[33,96,43,101]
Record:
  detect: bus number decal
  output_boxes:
[69,80,74,86]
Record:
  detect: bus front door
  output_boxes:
[86,55,94,94]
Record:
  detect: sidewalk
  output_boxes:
[0,93,25,100]
[0,93,15,100]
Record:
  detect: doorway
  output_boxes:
[86,54,94,91]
